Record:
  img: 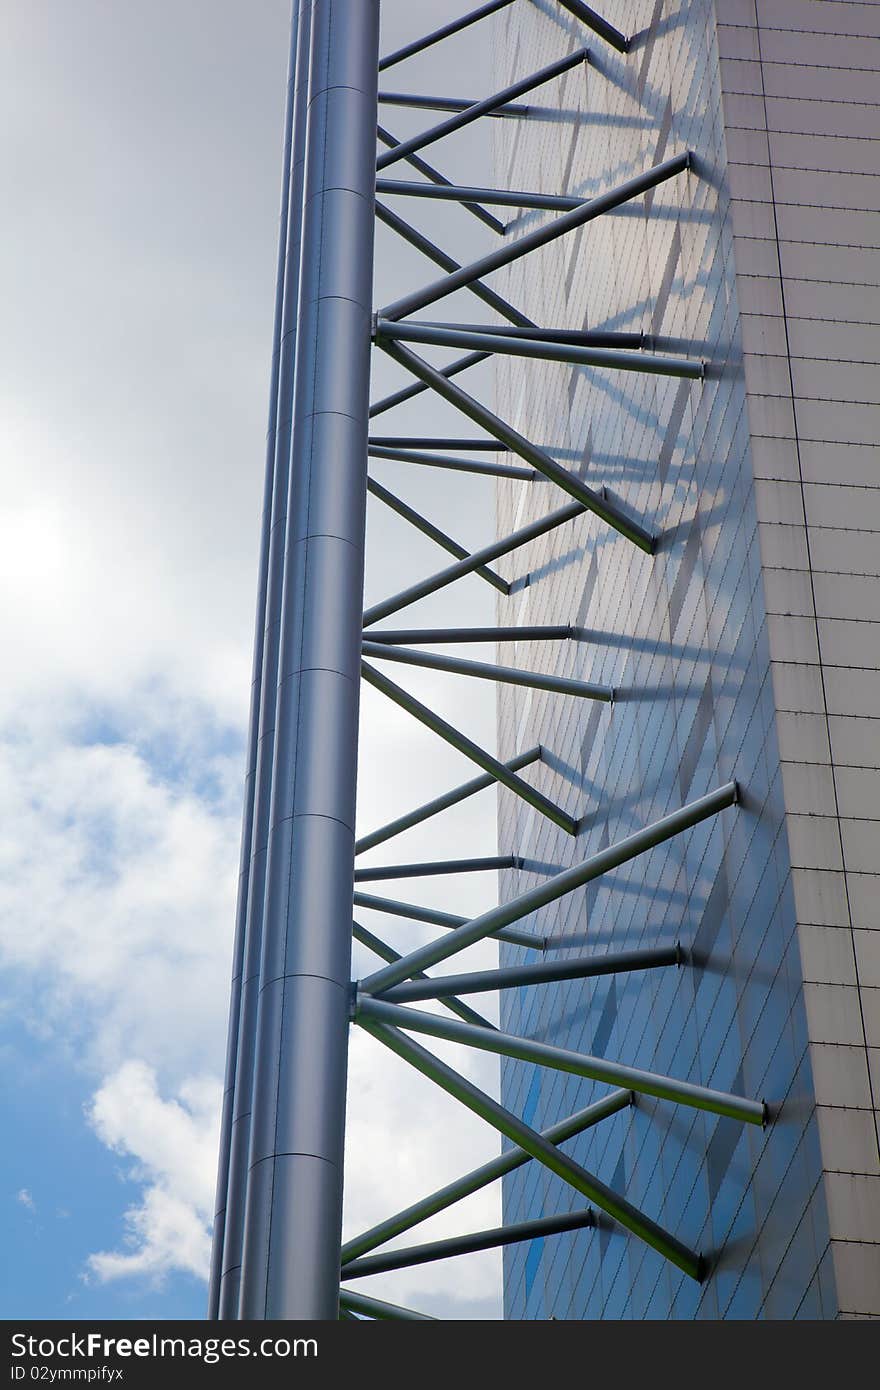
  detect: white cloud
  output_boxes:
[0,645,510,1304]
[86,1062,220,1284]
[0,667,509,1305]
[17,1188,36,1213]
[1,0,513,1316]
[0,709,239,1287]
[0,711,240,1078]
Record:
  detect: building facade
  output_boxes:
[495,0,880,1319]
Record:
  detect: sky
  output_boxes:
[0,0,527,1321]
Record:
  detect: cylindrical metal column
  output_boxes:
[215,0,314,1322]
[238,0,380,1321]
[206,5,302,1321]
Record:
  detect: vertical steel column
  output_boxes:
[238,0,380,1321]
[206,5,301,1322]
[215,0,313,1322]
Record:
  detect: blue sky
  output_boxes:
[1,0,519,1320]
[2,1031,205,1321]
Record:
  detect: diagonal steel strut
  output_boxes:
[555,0,629,52]
[352,920,494,1030]
[367,477,509,594]
[379,91,532,118]
[376,124,504,234]
[340,1089,631,1264]
[377,318,705,379]
[376,338,655,551]
[355,746,542,856]
[353,889,543,950]
[378,945,681,1002]
[375,202,530,324]
[339,1289,437,1321]
[379,153,690,322]
[362,500,586,627]
[369,443,535,480]
[376,49,589,171]
[355,854,518,881]
[369,347,489,419]
[357,996,767,1126]
[361,660,578,835]
[341,1209,595,1279]
[359,783,738,994]
[365,625,574,643]
[379,0,518,72]
[361,1021,703,1280]
[362,638,613,700]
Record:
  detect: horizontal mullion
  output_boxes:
[357,998,767,1127]
[354,856,517,882]
[379,945,682,1002]
[379,91,531,118]
[362,638,613,700]
[376,318,704,379]
[369,444,534,480]
[340,1208,594,1279]
[410,320,646,349]
[375,176,606,213]
[369,436,512,451]
[365,625,574,644]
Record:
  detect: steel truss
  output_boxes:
[209,0,769,1322]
